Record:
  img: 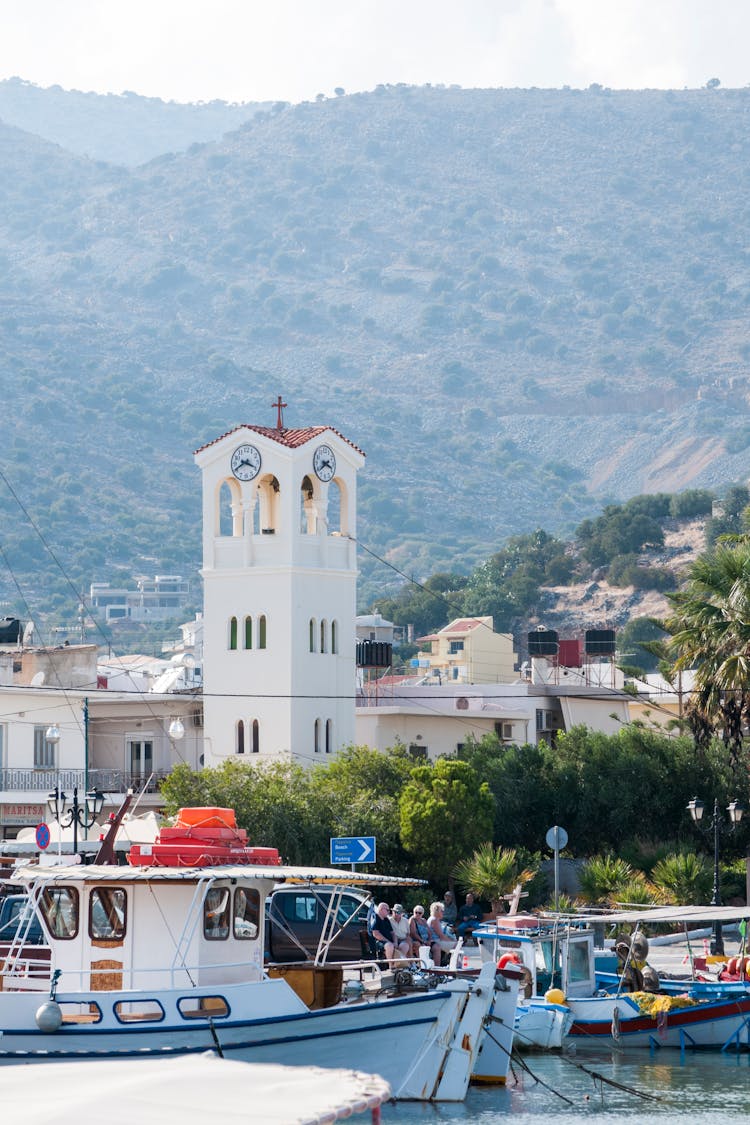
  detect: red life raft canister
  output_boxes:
[128,807,281,867]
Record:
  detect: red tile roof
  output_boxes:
[440,618,484,633]
[195,425,365,457]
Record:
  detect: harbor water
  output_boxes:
[380,1051,750,1122]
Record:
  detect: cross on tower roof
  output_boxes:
[272,395,287,430]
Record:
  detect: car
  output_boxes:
[265,886,371,962]
[0,894,46,945]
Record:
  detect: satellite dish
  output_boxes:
[30,671,46,687]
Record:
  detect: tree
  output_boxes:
[453,843,537,915]
[159,759,329,864]
[666,539,750,772]
[399,759,494,888]
[309,744,413,873]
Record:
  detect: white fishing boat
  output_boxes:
[474,915,582,1050]
[0,808,518,1101]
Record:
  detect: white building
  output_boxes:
[194,416,365,765]
[355,680,630,760]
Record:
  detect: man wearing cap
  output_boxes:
[390,904,412,959]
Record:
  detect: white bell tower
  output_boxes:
[194,400,365,766]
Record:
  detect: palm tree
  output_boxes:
[665,539,750,770]
[454,843,537,916]
[650,852,711,904]
[577,854,635,905]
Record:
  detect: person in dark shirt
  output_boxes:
[369,901,397,960]
[455,893,484,944]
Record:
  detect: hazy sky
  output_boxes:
[1,0,748,104]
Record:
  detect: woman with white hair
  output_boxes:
[427,901,457,966]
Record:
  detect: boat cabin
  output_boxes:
[475,920,597,999]
[4,865,279,995]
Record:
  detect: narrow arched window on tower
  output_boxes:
[252,719,259,754]
[300,475,315,534]
[309,618,317,653]
[328,479,342,533]
[229,617,238,650]
[258,615,267,649]
[320,619,327,653]
[219,481,235,536]
[244,616,253,650]
[331,620,338,654]
[236,719,245,755]
[314,719,320,753]
[325,719,333,754]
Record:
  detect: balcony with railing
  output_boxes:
[0,769,166,795]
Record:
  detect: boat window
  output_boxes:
[114,999,165,1023]
[203,887,230,940]
[90,887,126,941]
[178,995,229,1020]
[40,886,79,939]
[567,939,592,983]
[535,939,555,975]
[60,1001,101,1024]
[233,887,260,940]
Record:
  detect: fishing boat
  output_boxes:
[0,807,518,1101]
[474,915,583,1050]
[477,906,750,1052]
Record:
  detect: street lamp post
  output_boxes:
[47,787,105,855]
[687,796,745,956]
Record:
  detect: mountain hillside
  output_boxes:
[0,83,749,625]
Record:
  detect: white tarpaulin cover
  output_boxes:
[16,811,160,845]
[0,1054,391,1124]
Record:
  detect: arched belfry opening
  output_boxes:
[217,479,242,537]
[328,478,347,535]
[300,475,316,534]
[254,474,280,534]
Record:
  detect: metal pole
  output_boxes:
[554,846,560,913]
[83,698,89,842]
[72,787,79,856]
[711,798,723,956]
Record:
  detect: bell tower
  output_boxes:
[194,401,365,765]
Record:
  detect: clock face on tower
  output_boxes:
[313,444,336,482]
[231,444,262,481]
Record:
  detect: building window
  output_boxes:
[331,620,338,654]
[258,615,267,649]
[34,726,56,768]
[244,616,253,649]
[251,719,259,754]
[408,743,428,760]
[449,640,464,654]
[0,723,5,770]
[309,618,317,653]
[236,720,245,755]
[314,719,320,753]
[320,619,327,653]
[325,719,332,754]
[128,739,153,779]
[229,616,238,650]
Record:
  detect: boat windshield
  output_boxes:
[40,887,79,939]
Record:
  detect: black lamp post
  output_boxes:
[48,786,105,854]
[687,796,745,956]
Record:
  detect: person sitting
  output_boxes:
[455,892,484,945]
[441,891,457,932]
[369,901,397,962]
[389,904,413,962]
[409,905,430,957]
[427,901,457,966]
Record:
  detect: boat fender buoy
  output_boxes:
[544,987,567,1006]
[35,1000,63,1033]
[727,956,739,975]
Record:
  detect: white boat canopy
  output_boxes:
[10,862,425,887]
[0,1054,391,1125]
[569,904,750,926]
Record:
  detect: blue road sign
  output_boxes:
[330,836,377,865]
[35,823,51,850]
